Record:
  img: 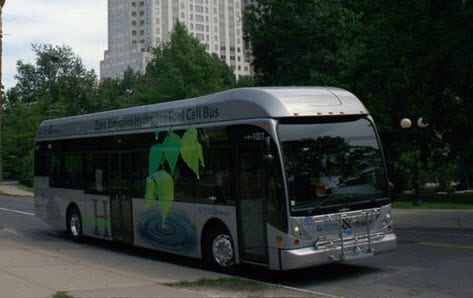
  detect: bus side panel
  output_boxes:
[133,199,198,257]
[34,177,52,225]
[34,182,81,231]
[80,194,113,240]
[133,199,238,260]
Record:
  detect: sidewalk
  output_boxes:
[0,235,204,298]
[0,233,325,298]
[0,181,33,197]
[393,209,473,230]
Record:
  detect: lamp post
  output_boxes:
[400,117,429,205]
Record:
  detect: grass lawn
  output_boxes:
[53,292,73,298]
[393,192,473,209]
[18,184,33,193]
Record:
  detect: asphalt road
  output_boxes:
[1,195,473,298]
[249,228,473,298]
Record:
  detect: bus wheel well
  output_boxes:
[66,203,80,220]
[201,218,229,247]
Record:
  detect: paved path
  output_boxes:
[0,181,32,197]
[393,209,473,230]
[0,234,205,298]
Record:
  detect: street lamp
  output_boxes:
[400,117,429,205]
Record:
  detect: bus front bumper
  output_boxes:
[276,232,397,270]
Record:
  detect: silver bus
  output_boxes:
[34,87,397,270]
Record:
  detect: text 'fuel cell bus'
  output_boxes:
[34,87,397,270]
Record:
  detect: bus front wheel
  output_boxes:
[67,206,83,242]
[204,226,235,270]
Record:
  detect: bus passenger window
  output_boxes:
[173,159,196,202]
[95,169,104,192]
[131,151,148,198]
[85,153,108,194]
[194,146,232,203]
[49,154,83,188]
[50,155,62,187]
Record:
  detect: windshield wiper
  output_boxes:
[310,193,348,211]
[292,193,348,213]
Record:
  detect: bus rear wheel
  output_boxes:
[204,226,235,270]
[67,206,83,242]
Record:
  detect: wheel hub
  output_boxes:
[70,213,81,237]
[212,234,234,267]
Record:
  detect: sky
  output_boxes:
[2,0,107,91]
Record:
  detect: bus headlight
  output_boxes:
[382,212,393,228]
[291,222,307,238]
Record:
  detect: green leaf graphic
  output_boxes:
[180,128,205,178]
[155,170,174,225]
[144,176,157,208]
[163,132,181,175]
[149,143,164,176]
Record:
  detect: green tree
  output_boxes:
[7,44,97,116]
[95,67,142,111]
[234,75,256,88]
[3,44,98,185]
[244,0,363,86]
[2,100,47,185]
[127,22,236,106]
[347,1,473,189]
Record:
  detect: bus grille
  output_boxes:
[312,209,384,259]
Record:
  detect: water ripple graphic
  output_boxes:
[138,211,196,252]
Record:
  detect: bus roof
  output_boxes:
[36,87,368,141]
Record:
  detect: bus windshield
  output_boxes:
[279,117,389,216]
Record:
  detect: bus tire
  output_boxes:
[203,226,235,271]
[67,206,83,242]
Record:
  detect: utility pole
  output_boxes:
[0,0,6,182]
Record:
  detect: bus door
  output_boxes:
[110,152,133,244]
[236,145,269,264]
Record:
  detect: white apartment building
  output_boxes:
[100,0,251,80]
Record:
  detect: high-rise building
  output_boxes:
[100,0,251,80]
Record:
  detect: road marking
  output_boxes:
[4,228,30,239]
[0,207,34,216]
[417,241,473,251]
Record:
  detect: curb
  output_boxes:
[393,209,473,230]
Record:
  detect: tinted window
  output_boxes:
[279,118,389,215]
[84,153,109,194]
[50,154,84,188]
